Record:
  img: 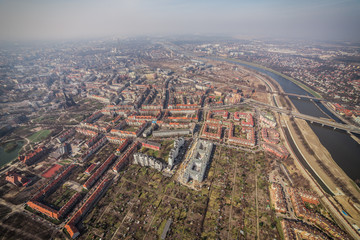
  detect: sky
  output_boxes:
[0,0,359,41]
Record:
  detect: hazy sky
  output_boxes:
[0,0,359,41]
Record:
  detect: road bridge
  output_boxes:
[246,100,360,134]
[271,91,325,101]
[205,100,360,134]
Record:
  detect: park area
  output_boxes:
[28,129,52,143]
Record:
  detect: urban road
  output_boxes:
[204,99,360,135]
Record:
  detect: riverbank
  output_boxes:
[238,60,360,228]
[225,58,323,98]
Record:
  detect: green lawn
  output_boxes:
[139,140,174,163]
[28,130,52,143]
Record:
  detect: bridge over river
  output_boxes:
[247,100,360,134]
[271,91,324,101]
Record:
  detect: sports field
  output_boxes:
[41,164,63,178]
[28,129,51,143]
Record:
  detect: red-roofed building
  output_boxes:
[85,164,97,175]
[18,146,46,165]
[141,141,161,151]
[5,171,31,187]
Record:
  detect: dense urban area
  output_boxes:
[0,37,360,240]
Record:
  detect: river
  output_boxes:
[222,59,360,186]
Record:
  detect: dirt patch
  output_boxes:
[2,212,60,239]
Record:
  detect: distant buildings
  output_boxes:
[82,111,103,124]
[59,143,71,156]
[115,139,130,155]
[281,219,331,240]
[234,112,254,127]
[202,111,256,147]
[85,163,97,175]
[88,94,111,104]
[110,120,148,137]
[261,128,280,144]
[80,137,107,162]
[202,123,222,140]
[75,128,98,137]
[228,124,256,147]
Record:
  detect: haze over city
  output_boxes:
[1,1,360,240]
[0,0,360,41]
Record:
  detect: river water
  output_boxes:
[223,59,360,185]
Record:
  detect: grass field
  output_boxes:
[28,129,51,143]
[139,140,174,163]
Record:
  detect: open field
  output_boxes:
[1,212,63,239]
[28,130,52,143]
[0,204,11,220]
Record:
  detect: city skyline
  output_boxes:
[0,0,360,41]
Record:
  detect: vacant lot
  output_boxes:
[2,212,63,240]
